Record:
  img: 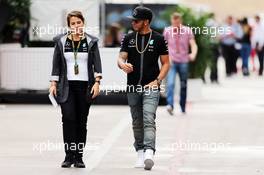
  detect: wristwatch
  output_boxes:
[156,78,162,86]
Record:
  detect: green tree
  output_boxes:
[0,0,31,42]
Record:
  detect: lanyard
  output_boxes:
[71,34,82,75]
[71,34,82,64]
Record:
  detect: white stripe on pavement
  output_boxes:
[85,115,130,172]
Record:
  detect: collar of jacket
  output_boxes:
[53,32,99,51]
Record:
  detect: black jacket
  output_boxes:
[50,33,102,103]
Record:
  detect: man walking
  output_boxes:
[117,6,170,170]
[220,16,243,76]
[251,15,264,76]
[164,12,198,115]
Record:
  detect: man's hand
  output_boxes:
[118,52,133,73]
[189,53,196,62]
[189,38,198,62]
[144,80,159,89]
[228,32,235,38]
[256,46,263,52]
[120,62,134,73]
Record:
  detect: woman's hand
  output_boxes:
[49,82,57,96]
[90,82,100,99]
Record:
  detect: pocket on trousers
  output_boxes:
[127,93,141,106]
[85,85,93,103]
[143,90,160,106]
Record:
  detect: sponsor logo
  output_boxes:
[65,42,71,47]
[129,39,135,45]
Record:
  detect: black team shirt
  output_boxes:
[120,30,168,91]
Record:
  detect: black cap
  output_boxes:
[127,6,153,22]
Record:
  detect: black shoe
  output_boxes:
[180,104,186,114]
[242,68,250,76]
[211,79,219,84]
[61,155,74,168]
[74,157,86,168]
[243,72,250,76]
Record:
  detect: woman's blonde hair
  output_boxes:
[67,10,85,27]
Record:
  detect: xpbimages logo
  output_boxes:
[32,25,99,38]
[99,83,166,95]
[164,25,232,37]
[32,140,100,154]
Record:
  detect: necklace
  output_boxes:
[135,31,152,54]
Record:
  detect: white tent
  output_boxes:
[29,0,181,41]
[104,0,179,4]
[30,0,100,41]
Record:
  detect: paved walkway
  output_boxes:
[0,75,264,175]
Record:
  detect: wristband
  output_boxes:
[95,80,100,85]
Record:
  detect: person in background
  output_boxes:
[19,20,30,47]
[49,10,102,168]
[207,13,220,83]
[164,12,198,115]
[220,16,243,77]
[104,23,122,47]
[239,17,252,76]
[251,15,264,76]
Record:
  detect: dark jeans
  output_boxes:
[221,44,239,76]
[210,43,220,82]
[166,62,188,112]
[240,43,251,73]
[127,89,160,152]
[60,80,91,159]
[257,46,264,75]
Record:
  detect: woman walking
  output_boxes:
[49,10,102,168]
[239,17,251,76]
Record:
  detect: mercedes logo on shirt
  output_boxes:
[65,42,70,47]
[129,39,135,45]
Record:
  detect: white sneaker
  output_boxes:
[144,149,154,170]
[166,105,174,115]
[134,150,144,168]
